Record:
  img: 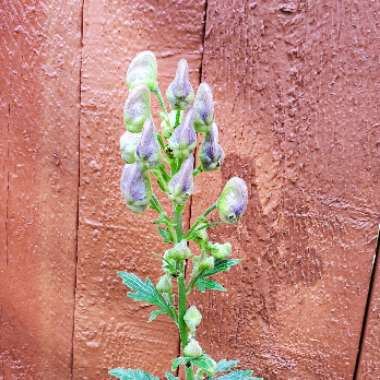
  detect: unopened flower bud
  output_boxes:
[183,339,203,358]
[165,240,191,260]
[210,242,232,259]
[199,255,214,271]
[162,251,177,275]
[193,82,214,133]
[156,274,173,293]
[120,131,141,164]
[166,59,194,110]
[168,110,196,159]
[161,110,184,138]
[120,163,151,212]
[168,155,194,204]
[217,177,248,223]
[123,84,151,133]
[184,306,202,332]
[194,228,208,242]
[200,122,224,171]
[136,118,159,166]
[126,51,158,91]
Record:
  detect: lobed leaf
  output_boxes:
[118,272,174,319]
[215,359,239,372]
[109,368,159,380]
[213,370,263,380]
[204,259,240,277]
[195,278,226,293]
[165,372,179,380]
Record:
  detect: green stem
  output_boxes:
[186,366,195,380]
[175,108,181,128]
[186,203,217,238]
[153,87,168,115]
[177,267,188,348]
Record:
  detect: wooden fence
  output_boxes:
[1,0,380,379]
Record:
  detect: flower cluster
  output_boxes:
[112,51,260,380]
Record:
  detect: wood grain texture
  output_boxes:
[73,1,206,378]
[357,233,380,379]
[190,0,380,379]
[0,0,82,378]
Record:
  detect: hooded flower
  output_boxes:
[123,84,151,133]
[126,51,158,91]
[168,109,196,159]
[217,177,248,223]
[120,163,151,212]
[168,155,194,203]
[136,118,159,166]
[120,131,141,164]
[200,122,224,171]
[193,82,214,133]
[166,59,194,110]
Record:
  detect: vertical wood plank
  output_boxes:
[357,229,380,379]
[191,0,380,379]
[74,1,206,378]
[0,1,82,378]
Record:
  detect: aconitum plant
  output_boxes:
[110,51,262,380]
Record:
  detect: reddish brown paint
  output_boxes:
[0,0,82,379]
[190,0,380,379]
[358,243,380,379]
[73,1,206,378]
[1,1,380,379]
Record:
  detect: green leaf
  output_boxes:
[191,354,216,374]
[165,372,179,380]
[109,368,159,380]
[215,359,239,372]
[171,356,189,371]
[148,309,166,322]
[158,227,171,243]
[213,370,263,380]
[204,259,240,277]
[195,278,226,293]
[118,272,173,319]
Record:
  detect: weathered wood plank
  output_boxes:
[191,0,380,379]
[0,1,82,378]
[74,1,206,378]
[357,229,380,379]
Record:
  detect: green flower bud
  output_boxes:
[199,255,214,271]
[194,228,208,242]
[126,51,158,91]
[166,59,194,110]
[123,84,151,132]
[217,177,248,224]
[184,305,202,332]
[165,240,191,260]
[184,339,203,358]
[156,274,173,293]
[193,82,214,133]
[136,118,160,167]
[168,109,196,160]
[162,251,177,275]
[168,155,194,204]
[120,163,151,212]
[161,110,184,138]
[120,131,141,164]
[209,242,232,259]
[200,122,224,171]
